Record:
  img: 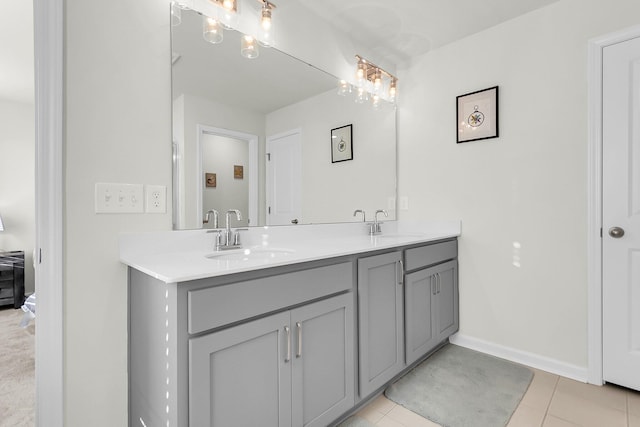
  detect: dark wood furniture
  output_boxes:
[0,251,25,309]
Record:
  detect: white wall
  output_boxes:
[266,89,396,223]
[65,0,172,425]
[398,0,640,370]
[0,99,35,295]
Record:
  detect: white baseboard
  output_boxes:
[449,333,589,383]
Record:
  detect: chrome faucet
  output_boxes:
[203,209,219,228]
[353,209,366,222]
[216,209,243,251]
[367,209,388,235]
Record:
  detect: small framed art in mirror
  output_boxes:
[331,124,353,163]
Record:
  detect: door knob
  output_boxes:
[608,227,625,238]
[291,219,299,224]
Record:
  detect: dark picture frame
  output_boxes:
[456,86,499,143]
[331,124,353,163]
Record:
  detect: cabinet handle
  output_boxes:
[284,326,291,363]
[397,260,404,286]
[432,275,436,295]
[436,273,441,294]
[296,322,302,358]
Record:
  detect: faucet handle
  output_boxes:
[233,228,248,246]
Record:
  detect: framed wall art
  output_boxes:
[331,124,353,163]
[234,165,244,179]
[205,173,216,188]
[456,86,499,143]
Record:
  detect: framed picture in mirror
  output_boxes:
[456,86,499,143]
[331,124,353,163]
[205,173,216,188]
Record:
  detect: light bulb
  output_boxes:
[372,94,381,110]
[373,69,382,89]
[261,8,272,30]
[389,79,397,102]
[241,35,259,59]
[203,16,223,44]
[223,0,235,11]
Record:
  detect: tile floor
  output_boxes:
[352,368,640,427]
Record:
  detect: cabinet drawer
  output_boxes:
[188,261,353,334]
[404,240,457,271]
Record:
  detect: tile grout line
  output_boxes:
[540,375,561,426]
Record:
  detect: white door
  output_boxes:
[602,36,640,391]
[266,130,302,226]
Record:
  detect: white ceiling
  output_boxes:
[0,0,34,104]
[296,0,561,66]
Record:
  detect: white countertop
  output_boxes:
[119,220,461,283]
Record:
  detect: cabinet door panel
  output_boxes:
[358,251,404,398]
[405,268,435,366]
[435,260,459,341]
[291,293,354,427]
[189,312,291,427]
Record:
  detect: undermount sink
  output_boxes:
[205,247,296,262]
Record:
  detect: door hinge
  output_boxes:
[268,206,271,214]
[267,153,271,161]
[600,227,603,238]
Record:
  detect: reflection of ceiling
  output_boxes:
[172,9,338,115]
[296,0,561,66]
[0,2,34,104]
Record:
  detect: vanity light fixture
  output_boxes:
[241,35,259,59]
[337,80,352,96]
[257,0,277,47]
[354,55,399,105]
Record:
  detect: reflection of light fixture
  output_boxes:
[241,35,259,59]
[203,16,223,44]
[355,86,369,104]
[354,55,398,105]
[257,0,277,47]
[337,80,351,96]
[0,213,4,231]
[209,0,238,29]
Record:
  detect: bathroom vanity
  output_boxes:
[121,221,460,427]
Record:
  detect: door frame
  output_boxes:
[587,24,640,386]
[195,125,258,226]
[34,0,65,425]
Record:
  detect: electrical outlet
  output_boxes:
[399,196,409,211]
[145,185,166,213]
[95,183,144,213]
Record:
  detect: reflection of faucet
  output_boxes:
[353,209,366,222]
[203,209,219,228]
[367,209,388,235]
[216,209,244,251]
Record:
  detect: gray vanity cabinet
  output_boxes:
[357,251,404,398]
[189,292,354,427]
[404,241,459,366]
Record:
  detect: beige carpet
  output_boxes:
[0,307,35,427]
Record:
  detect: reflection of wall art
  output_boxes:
[331,124,353,163]
[205,173,217,188]
[456,86,499,144]
[234,165,244,179]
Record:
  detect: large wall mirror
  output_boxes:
[172,7,397,229]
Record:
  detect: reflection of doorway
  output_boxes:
[202,134,249,227]
[196,125,258,226]
[266,129,301,226]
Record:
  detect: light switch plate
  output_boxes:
[95,183,144,213]
[399,196,409,211]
